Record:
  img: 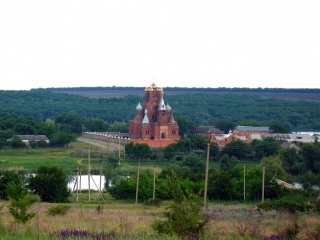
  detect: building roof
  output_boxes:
[235,126,269,132]
[17,135,49,141]
[192,126,224,135]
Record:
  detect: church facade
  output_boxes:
[129,83,180,142]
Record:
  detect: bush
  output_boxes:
[47,205,70,216]
[259,199,317,213]
[145,198,161,207]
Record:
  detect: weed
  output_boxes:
[47,205,70,216]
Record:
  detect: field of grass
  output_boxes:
[1,139,320,239]
[1,193,320,239]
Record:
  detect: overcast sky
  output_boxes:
[1,1,319,90]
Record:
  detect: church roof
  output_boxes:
[158,98,166,110]
[142,109,150,124]
[136,102,142,110]
[145,82,163,92]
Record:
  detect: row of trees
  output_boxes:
[0,167,70,203]
[105,138,320,202]
[1,89,320,130]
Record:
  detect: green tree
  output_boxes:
[261,155,287,179]
[252,137,280,159]
[50,131,77,147]
[299,143,320,174]
[222,140,248,159]
[152,174,209,239]
[211,118,236,133]
[208,170,236,200]
[6,182,39,224]
[84,118,111,132]
[0,170,23,200]
[209,142,219,158]
[110,122,129,133]
[180,154,206,181]
[219,154,237,170]
[28,166,71,203]
[175,116,195,137]
[163,144,176,160]
[10,135,26,148]
[56,113,83,134]
[279,148,300,175]
[125,142,152,159]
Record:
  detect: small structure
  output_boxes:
[191,126,224,140]
[11,135,50,145]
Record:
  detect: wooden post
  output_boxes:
[88,148,91,202]
[243,164,246,200]
[135,157,141,204]
[204,142,210,207]
[153,167,156,200]
[262,164,266,202]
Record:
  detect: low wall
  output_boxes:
[81,132,177,147]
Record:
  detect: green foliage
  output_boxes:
[47,205,70,216]
[83,118,111,132]
[6,182,39,224]
[222,140,248,159]
[179,154,206,181]
[10,135,26,148]
[261,155,287,179]
[28,166,71,203]
[56,113,83,134]
[125,142,152,159]
[209,142,219,158]
[259,198,319,213]
[145,198,161,207]
[163,144,176,160]
[219,154,237,170]
[50,131,77,147]
[0,170,24,200]
[175,116,196,137]
[208,169,236,200]
[152,174,209,239]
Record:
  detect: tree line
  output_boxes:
[1,89,320,131]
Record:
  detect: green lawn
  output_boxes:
[0,138,261,174]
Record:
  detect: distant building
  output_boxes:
[9,135,50,145]
[128,82,180,146]
[233,126,270,135]
[191,126,224,140]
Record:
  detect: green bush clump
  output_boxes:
[259,199,317,213]
[145,198,161,207]
[47,205,70,216]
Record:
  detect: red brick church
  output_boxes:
[129,83,180,146]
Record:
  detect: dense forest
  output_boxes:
[0,88,320,132]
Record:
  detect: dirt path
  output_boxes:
[77,137,121,152]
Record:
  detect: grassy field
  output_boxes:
[1,139,320,239]
[0,137,260,175]
[1,194,320,239]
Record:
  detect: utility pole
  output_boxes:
[262,164,266,202]
[118,132,121,165]
[243,164,246,200]
[153,166,156,200]
[135,156,141,204]
[88,148,91,202]
[204,142,210,207]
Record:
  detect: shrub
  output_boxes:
[47,205,70,216]
[259,199,317,213]
[145,198,161,207]
[152,174,209,239]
